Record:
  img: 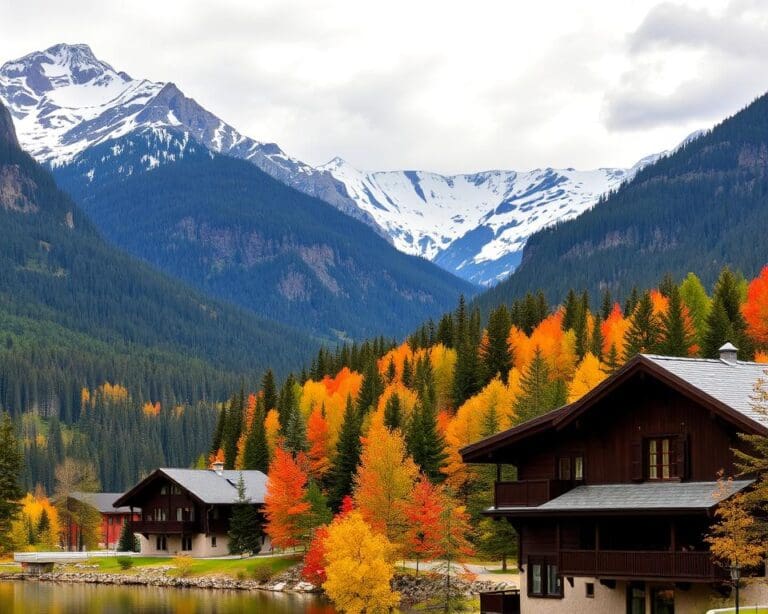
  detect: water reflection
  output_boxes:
[0,580,337,614]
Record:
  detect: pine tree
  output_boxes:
[562,289,580,331]
[514,349,562,423]
[328,396,363,511]
[284,402,308,455]
[357,361,384,414]
[222,390,244,469]
[407,394,448,483]
[261,370,278,412]
[604,343,621,374]
[210,406,227,457]
[228,474,264,555]
[383,393,403,431]
[623,291,660,360]
[624,286,640,316]
[600,289,613,320]
[590,314,604,360]
[702,267,753,359]
[117,517,137,552]
[436,313,454,347]
[573,291,590,359]
[0,412,22,553]
[402,356,414,387]
[243,400,270,472]
[659,286,694,356]
[481,305,513,385]
[452,328,482,409]
[277,375,298,431]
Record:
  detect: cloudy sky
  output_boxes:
[1,0,766,173]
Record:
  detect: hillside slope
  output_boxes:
[476,93,768,309]
[56,136,475,340]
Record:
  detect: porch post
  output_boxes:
[670,520,676,577]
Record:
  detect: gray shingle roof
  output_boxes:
[70,492,135,514]
[159,469,268,505]
[495,480,753,512]
[643,355,768,428]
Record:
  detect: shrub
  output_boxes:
[173,554,194,577]
[252,565,274,583]
[116,557,133,571]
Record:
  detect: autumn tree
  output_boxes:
[54,458,101,551]
[680,272,711,345]
[306,405,332,481]
[402,478,443,574]
[477,517,517,572]
[354,424,418,542]
[0,412,22,553]
[568,353,607,403]
[743,265,768,348]
[264,447,311,550]
[323,511,400,614]
[623,291,660,360]
[302,524,329,586]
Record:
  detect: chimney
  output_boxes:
[211,460,224,475]
[719,342,738,363]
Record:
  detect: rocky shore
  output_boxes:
[2,564,514,605]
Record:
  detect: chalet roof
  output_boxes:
[70,492,134,514]
[160,469,268,505]
[461,353,768,463]
[492,480,753,515]
[113,468,268,508]
[643,355,768,428]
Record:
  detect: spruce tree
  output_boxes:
[436,313,454,347]
[514,349,562,423]
[277,375,298,431]
[222,390,245,469]
[0,412,23,552]
[407,394,448,483]
[590,314,604,360]
[383,393,403,431]
[261,370,278,412]
[357,361,384,414]
[284,402,308,454]
[117,517,137,552]
[624,286,640,316]
[402,357,414,387]
[243,400,270,472]
[228,474,263,555]
[600,289,613,320]
[210,406,227,457]
[659,286,694,356]
[604,344,621,374]
[328,396,363,511]
[702,267,753,359]
[574,291,590,359]
[481,305,513,384]
[562,289,580,331]
[452,326,482,408]
[623,291,660,360]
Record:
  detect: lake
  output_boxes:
[0,580,337,613]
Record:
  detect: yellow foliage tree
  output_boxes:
[568,353,608,403]
[264,409,282,456]
[353,423,418,543]
[323,511,400,614]
[10,492,61,551]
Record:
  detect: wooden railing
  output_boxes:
[132,520,200,534]
[559,549,724,580]
[494,480,572,507]
[479,589,520,614]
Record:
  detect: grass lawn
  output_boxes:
[85,555,299,578]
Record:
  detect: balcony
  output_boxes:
[494,480,573,508]
[559,549,726,581]
[131,520,200,535]
[479,589,520,614]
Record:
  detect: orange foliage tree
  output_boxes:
[402,478,444,573]
[744,265,768,347]
[264,447,311,549]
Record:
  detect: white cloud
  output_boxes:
[1,0,766,173]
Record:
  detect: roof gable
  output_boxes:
[462,354,768,463]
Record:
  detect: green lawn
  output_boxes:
[84,555,299,578]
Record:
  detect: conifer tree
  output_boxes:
[624,286,640,316]
[574,291,590,359]
[562,290,580,331]
[604,343,621,374]
[261,370,278,412]
[600,289,613,320]
[436,313,454,347]
[284,402,308,455]
[407,394,448,483]
[452,325,482,409]
[117,516,138,552]
[679,272,711,346]
[623,291,660,360]
[210,406,227,457]
[481,305,513,384]
[357,360,384,414]
[243,399,270,472]
[228,474,264,555]
[590,314,604,360]
[702,267,753,359]
[383,393,403,431]
[222,390,245,469]
[402,356,414,387]
[328,396,363,511]
[277,375,298,431]
[514,348,561,423]
[659,285,694,356]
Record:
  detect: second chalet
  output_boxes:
[462,344,768,614]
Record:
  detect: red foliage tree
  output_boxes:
[744,265,768,346]
[301,525,329,586]
[264,447,311,549]
[402,478,444,573]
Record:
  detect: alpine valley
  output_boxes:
[0,43,682,288]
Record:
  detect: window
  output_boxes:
[528,559,562,598]
[651,587,675,614]
[156,536,167,551]
[181,536,192,551]
[176,508,183,521]
[574,456,584,481]
[211,536,217,548]
[627,583,646,614]
[585,582,594,598]
[160,485,168,495]
[648,438,674,480]
[153,508,167,521]
[558,457,571,481]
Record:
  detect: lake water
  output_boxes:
[0,580,337,613]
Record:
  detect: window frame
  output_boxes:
[557,453,585,482]
[527,557,563,598]
[646,436,677,481]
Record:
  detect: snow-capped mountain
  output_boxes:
[0,44,689,286]
[319,154,671,285]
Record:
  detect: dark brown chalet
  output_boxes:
[462,346,768,614]
[114,462,267,557]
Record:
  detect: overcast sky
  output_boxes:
[1,0,766,173]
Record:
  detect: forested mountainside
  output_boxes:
[476,92,768,310]
[0,102,318,490]
[54,136,475,340]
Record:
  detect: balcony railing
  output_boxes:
[494,480,573,507]
[559,549,725,581]
[131,520,200,535]
[479,589,520,614]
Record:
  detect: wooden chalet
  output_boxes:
[114,462,267,557]
[462,345,768,614]
[65,492,140,551]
